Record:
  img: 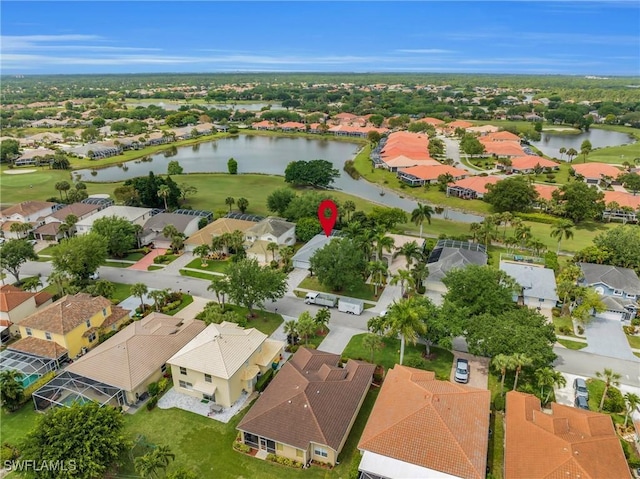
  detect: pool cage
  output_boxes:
[0,349,59,386]
[32,371,124,411]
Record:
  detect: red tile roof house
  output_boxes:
[237,348,375,467]
[33,202,102,241]
[279,121,306,132]
[504,391,631,479]
[447,175,502,199]
[358,365,491,479]
[602,190,640,223]
[479,139,527,158]
[571,163,624,186]
[251,120,275,131]
[500,156,560,174]
[0,284,53,336]
[398,164,468,186]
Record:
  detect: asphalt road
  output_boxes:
[17,260,640,387]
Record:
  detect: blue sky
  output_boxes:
[2,1,639,75]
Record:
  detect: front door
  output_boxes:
[259,438,275,453]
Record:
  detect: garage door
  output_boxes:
[596,311,623,321]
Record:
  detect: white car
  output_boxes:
[454,358,469,384]
[89,271,100,280]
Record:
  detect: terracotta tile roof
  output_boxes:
[534,184,559,201]
[572,162,623,180]
[415,117,445,126]
[479,139,526,157]
[450,175,502,195]
[399,164,468,181]
[0,201,56,218]
[50,203,101,221]
[101,305,131,329]
[358,366,490,479]
[603,191,640,209]
[446,120,474,129]
[33,222,60,236]
[238,348,375,451]
[34,291,53,307]
[20,293,112,335]
[485,130,521,142]
[504,391,631,479]
[510,155,559,170]
[0,285,35,312]
[8,336,68,360]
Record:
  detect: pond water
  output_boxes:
[126,101,283,111]
[531,128,634,159]
[75,135,484,223]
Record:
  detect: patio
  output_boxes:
[158,388,257,423]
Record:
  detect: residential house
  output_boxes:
[237,348,375,466]
[32,313,206,411]
[504,391,631,479]
[292,234,335,270]
[479,139,526,158]
[499,155,559,174]
[571,163,623,186]
[184,217,257,252]
[75,205,154,235]
[140,212,201,249]
[358,365,490,479]
[0,284,53,336]
[578,262,639,321]
[500,261,558,311]
[14,148,56,167]
[14,293,130,360]
[398,164,467,187]
[447,175,502,199]
[425,240,488,293]
[33,202,102,241]
[0,201,57,238]
[244,217,296,263]
[602,190,640,223]
[167,321,284,408]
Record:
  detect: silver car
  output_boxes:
[454,358,469,384]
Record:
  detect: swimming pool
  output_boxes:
[21,373,39,388]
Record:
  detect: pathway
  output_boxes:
[127,249,167,271]
[161,251,195,275]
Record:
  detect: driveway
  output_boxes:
[582,315,637,361]
[318,325,365,354]
[449,351,489,389]
[555,373,579,407]
[128,249,167,271]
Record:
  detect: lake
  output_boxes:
[126,101,283,111]
[531,128,634,159]
[75,135,485,223]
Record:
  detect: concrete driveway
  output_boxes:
[450,352,490,389]
[582,315,637,361]
[555,373,579,407]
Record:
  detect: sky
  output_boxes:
[1,1,639,76]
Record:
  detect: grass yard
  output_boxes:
[342,333,453,380]
[180,269,220,280]
[298,276,383,302]
[185,258,231,273]
[626,334,640,350]
[117,387,378,479]
[557,338,587,350]
[552,315,576,337]
[36,244,59,256]
[586,378,625,421]
[102,260,132,268]
[147,265,164,271]
[224,304,283,335]
[165,294,194,316]
[0,402,39,446]
[487,412,505,479]
[41,281,133,304]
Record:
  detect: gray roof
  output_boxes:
[600,295,637,313]
[246,217,295,239]
[427,247,488,282]
[292,234,333,264]
[578,263,640,295]
[143,213,198,234]
[499,262,559,302]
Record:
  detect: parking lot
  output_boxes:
[450,352,490,389]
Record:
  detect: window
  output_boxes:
[85,319,91,328]
[180,367,187,375]
[161,364,167,373]
[314,446,328,458]
[88,332,96,343]
[204,374,212,383]
[627,294,637,299]
[179,380,193,389]
[45,332,52,340]
[102,308,107,317]
[25,328,32,336]
[613,290,623,297]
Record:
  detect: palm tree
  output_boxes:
[297,312,316,346]
[130,283,148,313]
[279,246,295,271]
[283,319,298,345]
[411,203,434,239]
[54,180,71,201]
[559,147,566,161]
[362,333,384,364]
[504,236,519,254]
[498,212,513,240]
[550,220,574,253]
[61,214,78,238]
[566,148,578,162]
[623,392,640,428]
[152,445,175,470]
[393,241,422,268]
[9,222,32,238]
[385,296,428,365]
[225,196,235,213]
[373,230,394,263]
[368,260,388,296]
[21,276,42,292]
[237,197,249,213]
[343,200,356,223]
[469,222,482,243]
[162,224,180,241]
[535,367,566,404]
[390,269,415,298]
[0,370,24,412]
[492,354,515,394]
[342,221,363,240]
[595,368,621,412]
[47,270,69,297]
[266,242,279,263]
[410,262,429,290]
[148,289,168,312]
[157,185,170,210]
[135,445,175,479]
[208,276,229,310]
[515,224,532,249]
[512,353,532,391]
[478,219,498,249]
[193,244,210,267]
[314,307,331,334]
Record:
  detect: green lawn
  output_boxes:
[0,402,39,446]
[185,258,231,273]
[117,251,145,262]
[165,294,194,316]
[116,387,378,479]
[626,334,640,350]
[223,304,283,335]
[147,265,164,271]
[557,338,587,350]
[586,125,640,165]
[37,244,58,256]
[343,333,453,380]
[102,260,131,268]
[180,269,220,280]
[298,276,382,303]
[487,412,504,479]
[41,281,133,304]
[586,378,625,420]
[552,315,575,337]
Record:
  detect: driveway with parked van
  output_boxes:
[449,352,489,389]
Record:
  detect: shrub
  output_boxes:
[620,439,640,468]
[146,396,158,410]
[514,212,561,225]
[493,394,505,411]
[153,255,167,264]
[577,325,584,335]
[0,443,20,463]
[22,371,56,402]
[148,382,159,397]
[233,442,251,453]
[404,356,427,369]
[603,386,625,414]
[631,317,640,327]
[559,326,571,335]
[256,369,274,392]
[157,378,169,393]
[623,325,636,335]
[161,300,181,313]
[288,345,299,354]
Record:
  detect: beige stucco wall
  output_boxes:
[126,368,165,405]
[3,297,38,335]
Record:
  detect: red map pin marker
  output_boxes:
[318,199,338,237]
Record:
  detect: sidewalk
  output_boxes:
[161,251,195,275]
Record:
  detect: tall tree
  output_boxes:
[266,188,296,216]
[372,229,395,263]
[511,353,532,391]
[130,283,148,312]
[550,220,575,253]
[0,370,24,412]
[207,276,230,310]
[393,241,423,268]
[368,260,388,296]
[20,402,130,479]
[595,368,621,412]
[342,200,356,222]
[0,239,38,284]
[284,159,339,188]
[296,312,316,346]
[193,244,211,267]
[623,392,640,428]
[225,196,235,213]
[266,242,279,263]
[158,184,171,210]
[237,197,249,213]
[535,367,566,404]
[390,269,415,298]
[552,182,604,223]
[484,176,539,213]
[411,203,433,238]
[92,216,138,258]
[225,258,287,317]
[362,333,384,364]
[9,222,32,237]
[492,354,515,394]
[580,139,592,163]
[314,307,331,334]
[309,238,367,292]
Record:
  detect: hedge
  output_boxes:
[514,212,561,225]
[256,369,274,392]
[22,371,57,403]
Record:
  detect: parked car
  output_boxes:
[454,358,469,384]
[574,395,589,410]
[27,239,37,246]
[573,378,589,400]
[89,271,100,280]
